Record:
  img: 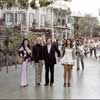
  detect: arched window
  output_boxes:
[62,19,65,26]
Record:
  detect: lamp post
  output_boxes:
[98,9,100,26]
[35,0,40,29]
[51,7,54,39]
[66,7,71,39]
[26,2,30,34]
[74,16,80,38]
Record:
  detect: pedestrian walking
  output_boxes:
[75,40,84,70]
[83,40,89,57]
[18,39,32,87]
[61,39,75,87]
[43,38,60,86]
[32,37,44,86]
[89,39,97,58]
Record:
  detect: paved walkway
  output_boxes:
[0,57,100,99]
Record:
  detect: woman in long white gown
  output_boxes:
[18,39,32,87]
[61,39,75,87]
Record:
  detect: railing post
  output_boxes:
[0,57,2,71]
[14,53,17,69]
[6,54,9,73]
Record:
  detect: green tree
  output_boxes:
[0,0,7,8]
[64,0,72,1]
[30,0,53,9]
[39,0,53,7]
[17,0,29,9]
[6,0,16,8]
[30,0,37,9]
[78,15,99,36]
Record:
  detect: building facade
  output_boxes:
[0,2,74,39]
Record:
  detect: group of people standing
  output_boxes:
[18,36,100,88]
[18,37,60,87]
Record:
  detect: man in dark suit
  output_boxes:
[43,38,60,86]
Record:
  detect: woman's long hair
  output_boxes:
[21,38,30,49]
[65,39,73,48]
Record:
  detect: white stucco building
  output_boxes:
[0,0,74,39]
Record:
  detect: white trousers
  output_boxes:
[35,60,43,84]
[21,60,28,86]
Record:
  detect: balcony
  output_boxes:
[53,19,69,29]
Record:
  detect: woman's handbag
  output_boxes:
[16,55,23,64]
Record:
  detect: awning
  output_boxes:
[29,28,51,33]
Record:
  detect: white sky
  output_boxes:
[69,0,100,17]
[29,0,100,17]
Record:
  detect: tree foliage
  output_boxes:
[6,0,16,8]
[64,0,72,1]
[0,0,7,8]
[17,0,29,9]
[0,0,71,9]
[78,15,100,36]
[39,0,53,7]
[30,0,37,9]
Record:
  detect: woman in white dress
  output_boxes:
[61,39,75,87]
[18,39,32,87]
